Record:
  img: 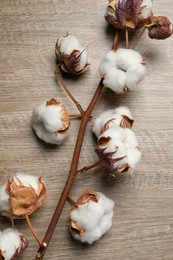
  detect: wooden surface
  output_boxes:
[0,1,173,259]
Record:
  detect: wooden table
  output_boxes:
[0,1,173,259]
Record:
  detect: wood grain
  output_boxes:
[0,0,173,259]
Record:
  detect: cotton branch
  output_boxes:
[35,79,104,260]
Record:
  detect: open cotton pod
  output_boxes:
[92,106,134,138]
[69,189,115,244]
[32,98,70,145]
[105,0,153,30]
[99,48,146,94]
[55,34,90,75]
[96,126,142,174]
[0,173,46,219]
[0,228,28,260]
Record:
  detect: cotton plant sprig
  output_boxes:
[34,1,172,259]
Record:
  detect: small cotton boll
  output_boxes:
[55,34,90,74]
[125,64,147,91]
[0,173,46,219]
[115,48,143,71]
[103,68,126,93]
[69,189,115,244]
[99,49,146,94]
[32,98,70,145]
[0,228,28,260]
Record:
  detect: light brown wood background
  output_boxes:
[0,0,173,259]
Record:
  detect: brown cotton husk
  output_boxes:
[105,0,148,30]
[120,115,134,128]
[69,220,84,237]
[5,177,46,217]
[147,16,173,39]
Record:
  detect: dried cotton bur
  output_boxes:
[32,98,70,145]
[0,173,46,219]
[0,228,28,260]
[69,189,115,244]
[93,107,141,174]
[0,173,46,250]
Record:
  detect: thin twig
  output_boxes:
[69,114,82,119]
[112,30,120,51]
[55,66,84,115]
[125,29,129,49]
[25,213,43,246]
[35,79,104,260]
[77,160,101,174]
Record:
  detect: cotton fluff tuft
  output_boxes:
[0,228,28,260]
[0,173,46,219]
[92,106,133,138]
[55,34,90,74]
[99,49,146,93]
[69,189,115,244]
[32,98,70,145]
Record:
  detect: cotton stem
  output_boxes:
[35,79,104,260]
[125,29,129,49]
[25,213,43,247]
[55,66,84,115]
[112,30,120,51]
[77,160,101,174]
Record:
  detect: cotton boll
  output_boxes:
[69,189,115,244]
[0,173,46,219]
[55,34,90,74]
[103,68,126,93]
[125,64,147,91]
[32,98,70,145]
[115,48,143,71]
[99,48,146,94]
[0,228,28,260]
